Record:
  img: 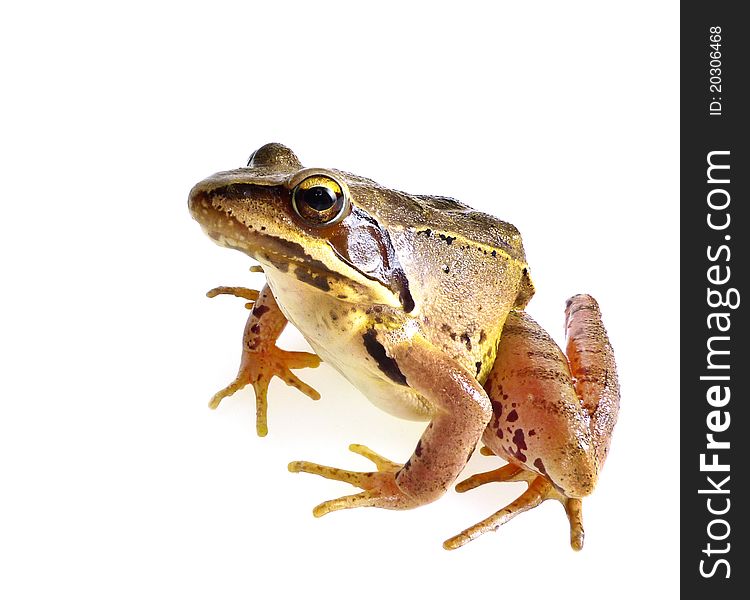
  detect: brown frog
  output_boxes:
[188,143,620,550]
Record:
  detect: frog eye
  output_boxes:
[291,175,349,226]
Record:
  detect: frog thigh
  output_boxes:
[482,311,597,498]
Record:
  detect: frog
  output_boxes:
[188,143,620,550]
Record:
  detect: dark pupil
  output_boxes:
[303,186,337,211]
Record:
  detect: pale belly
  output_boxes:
[264,267,432,422]
[307,336,432,422]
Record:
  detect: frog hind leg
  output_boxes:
[445,466,584,551]
[446,295,618,550]
[207,283,321,437]
[564,294,620,469]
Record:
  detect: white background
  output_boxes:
[1,2,679,598]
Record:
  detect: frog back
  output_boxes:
[365,189,535,380]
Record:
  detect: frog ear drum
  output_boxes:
[290,172,350,227]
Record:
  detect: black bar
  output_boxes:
[681,3,748,595]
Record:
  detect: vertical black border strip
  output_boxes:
[682,3,747,595]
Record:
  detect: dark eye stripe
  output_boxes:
[324,206,414,313]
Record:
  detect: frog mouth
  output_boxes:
[189,181,410,307]
[197,201,314,263]
[189,186,351,293]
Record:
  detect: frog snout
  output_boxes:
[187,171,240,221]
[188,183,207,217]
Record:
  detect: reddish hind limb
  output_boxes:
[446,294,619,550]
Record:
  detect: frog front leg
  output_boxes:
[289,335,492,513]
[207,283,321,437]
[445,294,619,550]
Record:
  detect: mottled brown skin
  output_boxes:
[484,310,597,497]
[188,143,619,550]
[446,294,619,550]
